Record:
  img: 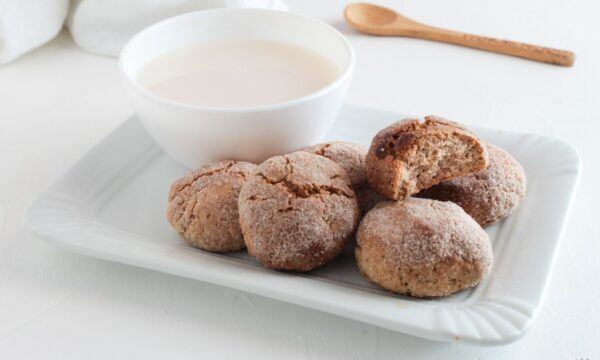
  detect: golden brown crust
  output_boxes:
[167,160,256,252]
[355,198,493,297]
[238,152,360,272]
[417,144,527,227]
[366,116,489,200]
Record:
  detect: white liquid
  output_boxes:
[136,40,340,108]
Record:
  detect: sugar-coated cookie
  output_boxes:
[239,152,360,272]
[356,198,493,297]
[167,160,256,252]
[418,144,526,227]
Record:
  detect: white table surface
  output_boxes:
[1,0,598,358]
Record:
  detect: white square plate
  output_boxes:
[26,105,580,345]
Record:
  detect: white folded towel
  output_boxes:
[67,0,288,57]
[0,0,286,64]
[0,0,69,64]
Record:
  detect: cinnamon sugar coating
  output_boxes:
[418,144,527,227]
[302,141,379,214]
[167,160,256,252]
[301,141,368,188]
[238,151,360,272]
[356,198,493,297]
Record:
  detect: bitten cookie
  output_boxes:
[167,160,256,252]
[366,116,489,200]
[356,198,493,297]
[418,144,527,227]
[238,151,360,272]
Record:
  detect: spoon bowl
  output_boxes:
[345,3,397,29]
[344,3,422,36]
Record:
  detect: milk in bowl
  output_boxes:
[136,40,340,108]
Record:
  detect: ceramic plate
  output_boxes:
[26,105,580,345]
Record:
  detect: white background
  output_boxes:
[1,0,598,358]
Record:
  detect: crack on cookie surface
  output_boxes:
[167,160,256,252]
[255,154,354,200]
[238,152,360,271]
[256,172,353,199]
[171,161,237,200]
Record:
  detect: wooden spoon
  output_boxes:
[344,3,575,66]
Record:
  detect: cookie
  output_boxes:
[355,198,493,297]
[302,141,379,214]
[301,141,367,188]
[167,160,256,252]
[366,116,489,200]
[418,144,526,227]
[238,151,360,272]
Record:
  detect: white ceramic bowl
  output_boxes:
[119,8,355,168]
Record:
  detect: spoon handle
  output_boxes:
[408,25,575,66]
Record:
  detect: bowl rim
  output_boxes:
[118,7,355,113]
